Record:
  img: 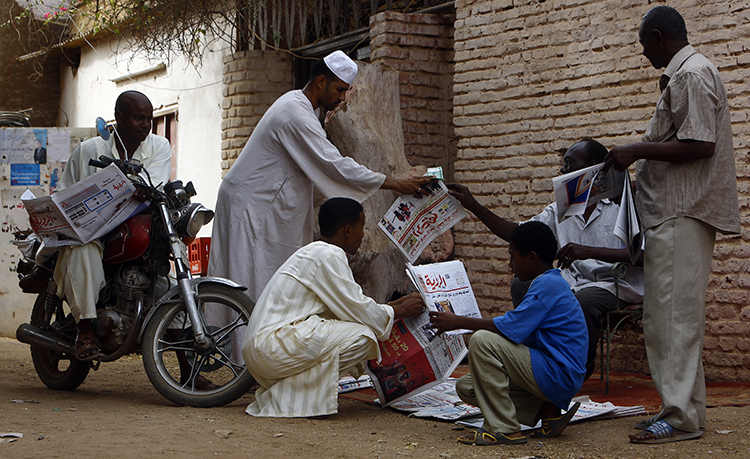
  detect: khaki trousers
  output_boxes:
[455,330,547,433]
[644,217,715,432]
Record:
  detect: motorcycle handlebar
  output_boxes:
[88,159,110,169]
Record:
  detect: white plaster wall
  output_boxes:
[59,35,228,236]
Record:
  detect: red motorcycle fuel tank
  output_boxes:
[102,214,152,265]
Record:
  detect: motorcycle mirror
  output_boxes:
[96,117,111,141]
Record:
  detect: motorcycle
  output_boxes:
[14,136,256,408]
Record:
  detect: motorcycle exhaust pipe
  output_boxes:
[16,323,75,355]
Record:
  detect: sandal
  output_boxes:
[180,374,218,391]
[634,414,659,430]
[74,337,101,362]
[458,427,527,446]
[630,420,703,444]
[531,401,580,438]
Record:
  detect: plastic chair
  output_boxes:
[599,261,643,395]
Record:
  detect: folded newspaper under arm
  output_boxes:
[21,164,141,247]
[552,163,626,224]
[613,174,643,265]
[378,181,467,263]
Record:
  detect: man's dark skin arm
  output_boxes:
[428,311,498,335]
[446,183,518,241]
[604,139,715,172]
[449,182,644,268]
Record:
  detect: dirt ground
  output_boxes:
[1,337,748,459]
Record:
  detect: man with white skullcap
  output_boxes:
[206,51,432,371]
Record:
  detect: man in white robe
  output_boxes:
[242,197,425,417]
[54,90,172,360]
[207,51,431,361]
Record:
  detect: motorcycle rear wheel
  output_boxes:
[29,291,90,390]
[142,283,255,407]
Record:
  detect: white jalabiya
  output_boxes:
[207,89,385,362]
[243,241,395,417]
[54,134,172,320]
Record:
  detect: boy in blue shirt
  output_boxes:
[429,221,587,445]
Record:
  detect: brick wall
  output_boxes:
[221,50,293,175]
[453,0,750,381]
[369,11,457,180]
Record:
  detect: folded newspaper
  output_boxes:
[22,164,141,247]
[378,181,467,263]
[552,163,626,223]
[614,173,643,265]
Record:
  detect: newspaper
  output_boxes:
[366,312,467,407]
[614,174,643,265]
[552,164,626,223]
[366,260,483,407]
[22,164,141,247]
[390,379,481,420]
[338,375,374,393]
[378,181,467,263]
[456,395,645,429]
[406,260,482,335]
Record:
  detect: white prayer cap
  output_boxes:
[323,50,358,85]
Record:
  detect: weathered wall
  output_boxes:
[0,0,60,126]
[452,0,750,381]
[369,11,457,181]
[220,50,294,175]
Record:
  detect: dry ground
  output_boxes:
[1,337,748,459]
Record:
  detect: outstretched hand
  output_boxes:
[445,182,478,209]
[429,311,461,335]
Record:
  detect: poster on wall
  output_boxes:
[0,128,38,164]
[47,129,71,163]
[11,163,41,186]
[32,129,47,164]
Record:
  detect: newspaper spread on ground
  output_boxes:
[552,163,626,223]
[365,312,467,407]
[614,174,643,265]
[456,394,646,429]
[406,260,482,335]
[22,164,140,247]
[378,181,467,263]
[390,379,481,420]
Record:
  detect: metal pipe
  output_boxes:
[16,323,75,355]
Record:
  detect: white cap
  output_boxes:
[323,50,358,85]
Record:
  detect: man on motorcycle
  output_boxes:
[54,90,171,361]
[242,197,426,417]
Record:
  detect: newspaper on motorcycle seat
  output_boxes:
[21,164,142,247]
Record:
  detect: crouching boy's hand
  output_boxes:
[429,311,462,335]
[389,292,425,319]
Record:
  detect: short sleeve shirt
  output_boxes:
[493,269,588,408]
[636,45,740,234]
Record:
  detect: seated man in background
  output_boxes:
[430,221,587,445]
[447,139,643,378]
[242,197,425,417]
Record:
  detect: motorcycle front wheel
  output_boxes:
[29,290,90,390]
[142,282,256,407]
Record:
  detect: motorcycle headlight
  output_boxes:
[175,203,214,238]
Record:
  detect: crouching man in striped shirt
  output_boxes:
[242,197,425,417]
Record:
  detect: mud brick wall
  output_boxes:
[452,0,750,381]
[369,11,458,181]
[221,50,293,175]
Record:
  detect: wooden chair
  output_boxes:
[599,262,643,395]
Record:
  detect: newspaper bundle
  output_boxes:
[22,164,141,247]
[378,181,467,263]
[552,163,626,223]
